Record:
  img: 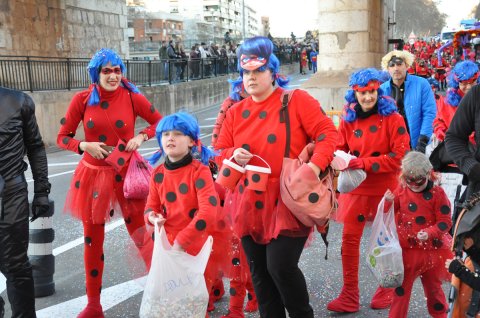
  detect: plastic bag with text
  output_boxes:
[139,225,213,318]
[365,198,404,288]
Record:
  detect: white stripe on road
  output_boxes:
[298,78,309,82]
[199,124,215,128]
[36,276,147,317]
[288,84,301,87]
[205,117,217,121]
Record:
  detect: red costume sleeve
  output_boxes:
[131,93,162,139]
[423,187,452,240]
[56,91,88,154]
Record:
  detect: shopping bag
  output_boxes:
[123,151,152,200]
[139,225,213,318]
[337,168,367,193]
[366,198,404,288]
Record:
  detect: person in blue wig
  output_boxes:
[214,36,338,318]
[57,48,162,318]
[327,68,410,313]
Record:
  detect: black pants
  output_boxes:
[0,177,36,318]
[241,235,313,318]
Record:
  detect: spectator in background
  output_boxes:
[167,40,180,81]
[309,48,318,74]
[189,44,200,79]
[159,41,168,80]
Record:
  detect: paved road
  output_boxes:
[1,72,452,318]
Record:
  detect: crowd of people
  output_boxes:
[3,32,480,318]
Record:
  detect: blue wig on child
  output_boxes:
[229,36,289,99]
[86,48,140,106]
[446,60,479,106]
[148,112,216,166]
[343,68,397,123]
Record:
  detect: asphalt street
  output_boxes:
[0,72,451,318]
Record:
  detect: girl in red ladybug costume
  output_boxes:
[57,48,162,318]
[327,68,410,313]
[215,36,338,318]
[385,151,453,318]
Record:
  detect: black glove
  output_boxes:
[448,258,464,274]
[415,135,429,153]
[468,163,480,183]
[31,194,50,222]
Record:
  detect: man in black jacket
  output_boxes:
[0,86,51,318]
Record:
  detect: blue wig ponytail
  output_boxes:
[148,112,216,166]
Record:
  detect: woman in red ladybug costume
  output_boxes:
[214,36,338,318]
[327,68,410,313]
[57,48,162,318]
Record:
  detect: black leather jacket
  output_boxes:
[0,86,50,194]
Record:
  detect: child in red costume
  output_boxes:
[57,48,162,318]
[145,112,219,318]
[385,151,453,318]
[328,68,410,313]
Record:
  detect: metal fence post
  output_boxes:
[148,60,152,86]
[26,57,34,92]
[28,199,55,297]
[66,58,71,91]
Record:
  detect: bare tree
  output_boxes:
[394,0,446,39]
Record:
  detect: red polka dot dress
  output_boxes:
[214,88,338,243]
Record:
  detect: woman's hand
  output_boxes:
[307,162,321,177]
[445,258,453,270]
[147,211,166,227]
[233,148,253,166]
[384,189,395,202]
[80,141,110,159]
[125,134,145,152]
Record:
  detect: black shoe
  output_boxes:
[0,296,4,318]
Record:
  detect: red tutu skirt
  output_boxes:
[332,193,383,224]
[64,160,146,224]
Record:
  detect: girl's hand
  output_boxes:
[445,258,453,270]
[172,240,184,252]
[384,189,395,202]
[125,134,145,152]
[80,141,110,159]
[233,147,253,166]
[147,211,166,227]
[417,231,428,241]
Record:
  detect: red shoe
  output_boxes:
[244,293,258,312]
[327,287,359,313]
[77,303,104,318]
[370,286,394,309]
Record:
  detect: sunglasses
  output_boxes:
[388,61,404,67]
[100,67,122,75]
[405,175,427,186]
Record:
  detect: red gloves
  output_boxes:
[348,158,365,170]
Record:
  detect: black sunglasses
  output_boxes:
[388,60,404,67]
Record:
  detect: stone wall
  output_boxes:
[0,0,128,58]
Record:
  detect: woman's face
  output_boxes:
[459,81,474,95]
[242,68,274,102]
[99,62,122,91]
[355,89,378,112]
[161,130,194,162]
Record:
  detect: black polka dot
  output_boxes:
[251,174,261,183]
[354,129,363,138]
[115,174,122,182]
[150,105,155,113]
[87,120,94,129]
[423,192,433,200]
[259,111,267,119]
[238,184,244,193]
[433,303,444,311]
[415,216,426,225]
[275,198,279,206]
[267,134,277,144]
[195,219,207,230]
[117,158,125,166]
[395,287,405,296]
[154,173,164,183]
[85,237,92,244]
[432,238,443,248]
[255,201,264,209]
[101,101,109,109]
[248,293,253,300]
[118,143,126,152]
[93,191,99,199]
[189,209,197,219]
[209,196,218,206]
[213,289,221,296]
[242,110,250,119]
[90,269,99,277]
[438,222,448,231]
[62,137,70,145]
[125,217,131,224]
[115,120,124,128]
[352,150,360,157]
[242,144,250,152]
[222,167,231,177]
[232,258,240,266]
[99,135,107,142]
[371,163,380,172]
[371,152,381,157]
[440,205,450,215]
[308,193,319,203]
[244,178,249,187]
[230,287,237,296]
[100,254,104,261]
[220,200,225,207]
[254,190,263,195]
[60,117,66,125]
[109,209,114,217]
[195,179,206,189]
[397,127,406,135]
[369,125,378,133]
[358,214,365,222]
[179,183,189,194]
[166,192,177,202]
[408,202,417,212]
[317,134,326,142]
[388,152,396,157]
[75,180,81,189]
[151,232,155,241]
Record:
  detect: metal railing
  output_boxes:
[0,52,299,92]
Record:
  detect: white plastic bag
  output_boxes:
[337,168,367,193]
[139,225,213,318]
[366,198,404,288]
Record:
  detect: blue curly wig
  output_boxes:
[86,48,140,106]
[343,68,397,123]
[148,112,216,166]
[447,60,480,106]
[229,36,289,100]
[427,77,440,90]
